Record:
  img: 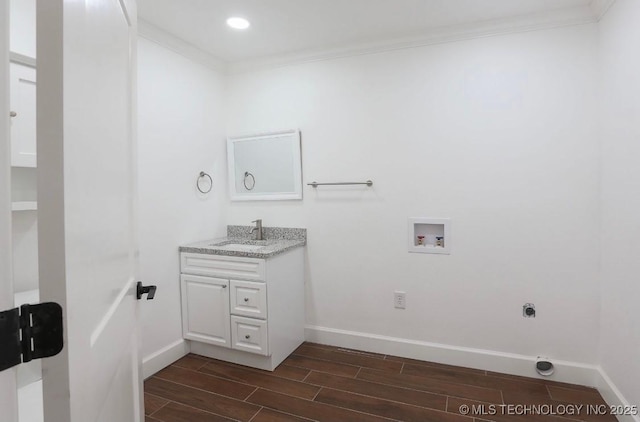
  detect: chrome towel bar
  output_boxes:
[307,180,373,188]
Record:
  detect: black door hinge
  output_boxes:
[0,302,64,372]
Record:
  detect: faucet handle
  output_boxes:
[250,219,264,240]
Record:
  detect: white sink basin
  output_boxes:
[214,243,264,251]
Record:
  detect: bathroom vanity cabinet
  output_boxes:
[179,244,304,371]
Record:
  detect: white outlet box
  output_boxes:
[394,291,406,309]
[408,217,451,254]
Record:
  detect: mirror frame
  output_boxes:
[227,129,303,201]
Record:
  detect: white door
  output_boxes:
[0,0,19,420]
[37,1,143,421]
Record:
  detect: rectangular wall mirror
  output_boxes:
[227,130,303,201]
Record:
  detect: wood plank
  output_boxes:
[314,387,473,422]
[500,381,556,406]
[547,386,608,406]
[144,393,169,415]
[172,355,209,371]
[357,368,503,404]
[282,355,360,378]
[402,363,554,398]
[151,401,234,422]
[385,355,486,376]
[251,407,313,422]
[247,388,391,422]
[293,345,402,373]
[199,361,320,400]
[272,364,311,381]
[144,377,260,422]
[298,342,338,351]
[305,371,447,410]
[301,342,387,359]
[485,371,597,392]
[154,365,256,400]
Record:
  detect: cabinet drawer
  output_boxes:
[181,253,265,281]
[231,316,269,356]
[230,280,267,319]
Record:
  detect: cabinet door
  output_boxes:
[181,274,230,347]
[230,279,267,319]
[10,62,36,168]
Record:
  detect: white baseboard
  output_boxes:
[596,367,640,422]
[305,325,600,387]
[142,339,190,379]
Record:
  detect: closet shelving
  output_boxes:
[10,53,37,212]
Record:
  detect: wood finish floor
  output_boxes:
[144,342,616,422]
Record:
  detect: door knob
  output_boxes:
[136,282,157,300]
[10,111,17,118]
[244,298,249,302]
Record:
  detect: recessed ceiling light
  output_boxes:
[226,17,250,30]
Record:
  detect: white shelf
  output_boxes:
[414,244,446,250]
[12,201,38,211]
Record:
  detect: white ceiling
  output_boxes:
[138,0,597,64]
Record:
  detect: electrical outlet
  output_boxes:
[394,291,406,309]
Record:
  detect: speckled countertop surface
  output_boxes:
[179,226,306,259]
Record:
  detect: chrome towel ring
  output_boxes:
[197,171,213,194]
[243,171,255,191]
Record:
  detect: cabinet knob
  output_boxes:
[222,285,227,288]
[244,297,249,302]
[245,334,251,339]
[10,111,17,118]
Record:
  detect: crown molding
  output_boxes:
[228,4,600,74]
[590,0,616,21]
[138,3,608,76]
[138,19,227,73]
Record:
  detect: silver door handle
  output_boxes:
[10,111,17,118]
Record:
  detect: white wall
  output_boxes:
[598,0,640,408]
[226,25,602,365]
[9,0,35,58]
[137,37,227,367]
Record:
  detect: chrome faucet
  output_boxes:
[250,219,263,240]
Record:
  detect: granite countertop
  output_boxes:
[179,225,306,259]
